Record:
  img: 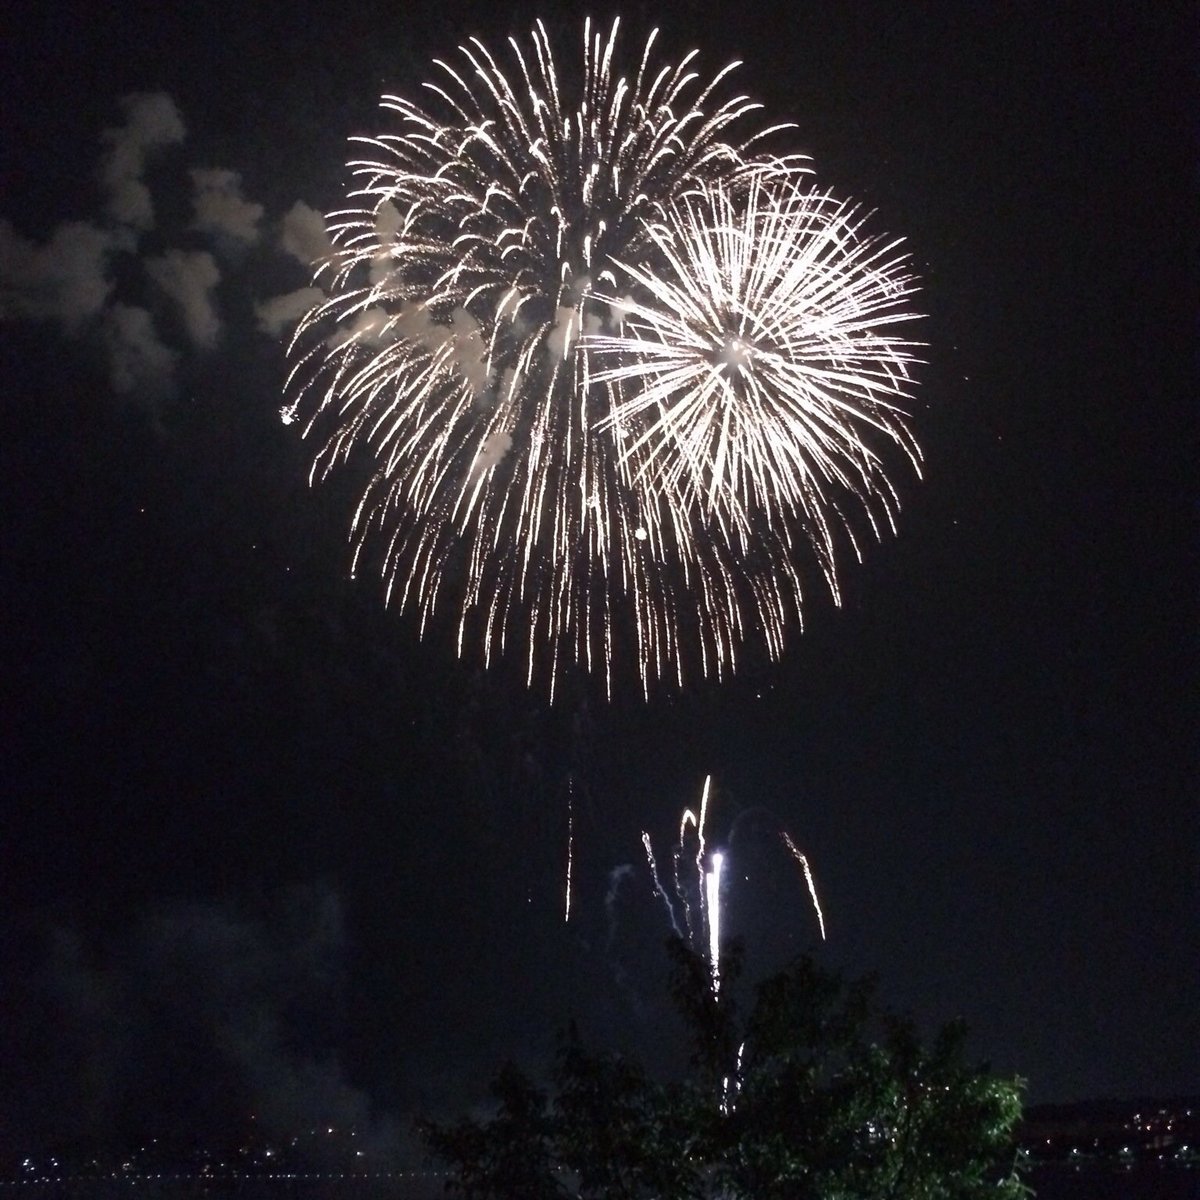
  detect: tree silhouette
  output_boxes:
[421,940,1026,1199]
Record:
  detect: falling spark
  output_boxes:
[564,787,574,923]
[781,830,826,941]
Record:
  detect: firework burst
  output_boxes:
[588,172,924,607]
[287,19,921,697]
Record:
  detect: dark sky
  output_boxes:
[1,0,1195,1160]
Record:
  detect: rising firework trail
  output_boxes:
[706,849,725,994]
[287,19,923,698]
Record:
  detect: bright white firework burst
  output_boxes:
[287,18,923,699]
[588,172,924,609]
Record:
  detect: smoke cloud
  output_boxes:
[546,304,582,358]
[15,886,400,1154]
[190,168,264,244]
[326,306,393,349]
[470,429,513,478]
[280,202,335,270]
[103,303,178,394]
[604,863,635,951]
[257,286,325,339]
[1,92,329,400]
[0,219,121,329]
[99,93,186,229]
[146,249,222,348]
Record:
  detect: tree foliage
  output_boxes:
[420,940,1027,1199]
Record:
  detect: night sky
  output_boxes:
[2,0,1194,1160]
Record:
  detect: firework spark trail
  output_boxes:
[781,830,826,941]
[645,783,827,999]
[722,1037,746,1114]
[288,20,922,698]
[695,772,712,900]
[644,776,722,988]
[644,775,712,947]
[672,816,694,940]
[641,830,682,936]
[674,771,712,941]
[692,774,714,952]
[564,787,574,923]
